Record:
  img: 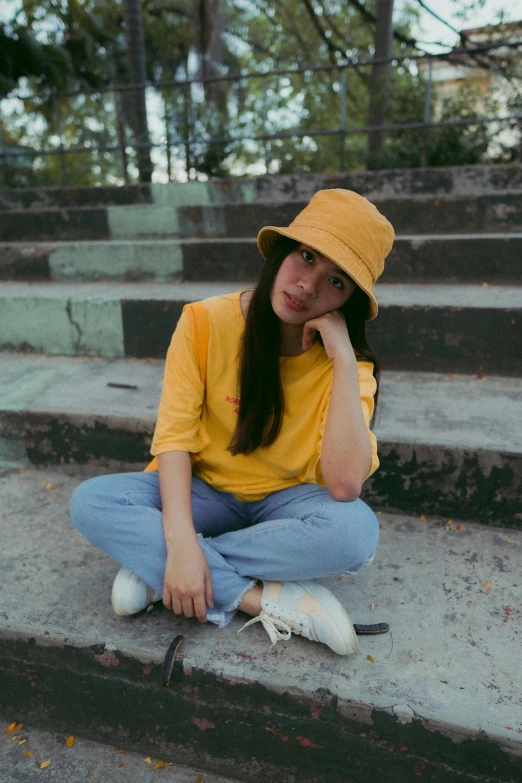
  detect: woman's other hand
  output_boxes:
[163,539,214,623]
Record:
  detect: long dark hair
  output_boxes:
[228,237,381,456]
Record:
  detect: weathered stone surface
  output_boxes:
[0,207,110,241]
[176,194,522,239]
[0,467,521,782]
[0,183,151,211]
[1,354,520,524]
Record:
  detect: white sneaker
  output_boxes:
[237,580,359,656]
[111,566,163,616]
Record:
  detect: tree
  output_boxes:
[367,0,394,168]
[123,0,153,181]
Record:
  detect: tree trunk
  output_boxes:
[123,0,153,182]
[367,0,394,169]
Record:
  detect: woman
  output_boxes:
[70,188,394,656]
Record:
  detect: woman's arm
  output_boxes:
[320,354,372,501]
[302,310,373,502]
[158,451,213,622]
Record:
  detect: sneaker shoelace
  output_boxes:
[237,609,311,646]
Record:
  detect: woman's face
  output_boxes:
[270,243,357,322]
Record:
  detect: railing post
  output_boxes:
[262,75,270,174]
[339,67,347,172]
[0,114,10,187]
[184,79,195,180]
[163,92,173,181]
[421,57,433,168]
[114,87,130,185]
[51,88,67,185]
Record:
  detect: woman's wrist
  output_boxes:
[332,348,357,369]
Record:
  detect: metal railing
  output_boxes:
[1,40,521,186]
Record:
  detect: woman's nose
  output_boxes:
[298,270,317,297]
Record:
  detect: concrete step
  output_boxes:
[0,713,241,783]
[1,353,520,526]
[173,194,522,240]
[0,183,152,212]
[1,234,520,285]
[2,164,521,212]
[1,466,521,782]
[2,193,522,242]
[0,281,520,375]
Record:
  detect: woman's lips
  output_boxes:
[284,292,306,311]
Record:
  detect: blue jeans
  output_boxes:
[70,472,380,627]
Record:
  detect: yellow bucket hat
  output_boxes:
[257,189,395,320]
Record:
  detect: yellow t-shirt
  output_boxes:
[150,290,379,501]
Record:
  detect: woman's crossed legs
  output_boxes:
[70,471,379,627]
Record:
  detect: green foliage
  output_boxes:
[426,82,496,167]
[0,0,517,184]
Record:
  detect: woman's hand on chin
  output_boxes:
[302,310,355,363]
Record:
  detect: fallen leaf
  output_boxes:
[165,762,173,767]
[14,723,23,732]
[116,749,127,754]
[504,607,514,616]
[144,757,152,764]
[337,575,345,580]
[447,520,453,526]
[410,654,419,663]
[481,282,489,287]
[153,760,165,770]
[456,524,463,531]
[419,515,425,521]
[482,581,492,589]
[18,739,27,745]
[197,777,203,782]
[51,494,58,499]
[370,602,376,610]
[367,654,375,663]
[65,736,75,747]
[118,763,124,768]
[39,760,51,769]
[505,539,512,544]
[24,750,33,758]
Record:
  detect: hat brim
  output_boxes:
[257,225,378,320]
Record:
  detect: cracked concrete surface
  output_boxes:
[0,467,521,758]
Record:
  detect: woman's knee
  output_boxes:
[322,497,380,575]
[69,474,119,538]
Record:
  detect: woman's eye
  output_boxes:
[330,277,344,289]
[302,251,314,264]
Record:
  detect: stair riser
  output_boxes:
[2,194,522,241]
[0,209,110,241]
[0,296,519,375]
[3,637,518,783]
[2,164,521,210]
[0,184,151,211]
[1,411,519,528]
[1,236,520,284]
[178,195,522,239]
